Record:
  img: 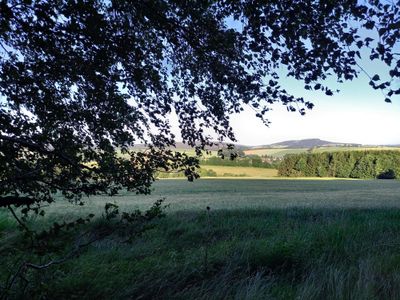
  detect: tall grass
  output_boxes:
[2,179,400,299]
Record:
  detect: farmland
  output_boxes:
[63,179,400,212]
[244,146,400,158]
[243,147,310,157]
[156,166,278,179]
[2,179,400,299]
[200,165,278,178]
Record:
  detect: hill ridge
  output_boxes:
[254,138,361,149]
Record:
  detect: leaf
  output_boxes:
[371,74,380,81]
[365,20,375,29]
[378,28,387,36]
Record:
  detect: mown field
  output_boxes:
[200,165,278,178]
[157,166,278,179]
[243,148,309,157]
[2,179,400,299]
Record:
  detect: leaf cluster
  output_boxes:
[0,0,399,208]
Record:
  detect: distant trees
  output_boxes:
[278,151,400,179]
[157,167,217,178]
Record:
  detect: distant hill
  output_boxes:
[135,138,367,151]
[133,139,400,159]
[254,138,361,149]
[172,142,248,151]
[134,142,248,151]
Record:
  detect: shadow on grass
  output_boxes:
[2,207,400,299]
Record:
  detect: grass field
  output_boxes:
[243,148,309,157]
[311,146,400,153]
[200,165,278,178]
[244,146,400,158]
[157,166,278,179]
[2,179,400,299]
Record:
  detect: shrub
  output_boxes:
[377,169,397,179]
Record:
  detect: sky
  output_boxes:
[214,18,400,146]
[169,40,400,146]
[168,60,400,146]
[229,81,400,146]
[228,65,400,146]
[2,11,398,147]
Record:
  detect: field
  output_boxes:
[2,179,400,299]
[243,148,309,157]
[311,146,400,153]
[157,166,278,179]
[244,146,400,158]
[124,145,400,161]
[200,165,278,178]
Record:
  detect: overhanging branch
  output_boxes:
[0,135,98,172]
[0,196,36,207]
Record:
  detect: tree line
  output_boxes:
[278,151,400,179]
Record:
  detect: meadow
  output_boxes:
[2,179,400,299]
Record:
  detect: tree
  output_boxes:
[1,0,400,210]
[350,154,376,178]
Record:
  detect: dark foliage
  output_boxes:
[1,0,399,208]
[377,169,397,179]
[0,199,167,299]
[278,151,400,179]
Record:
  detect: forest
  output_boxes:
[278,150,400,179]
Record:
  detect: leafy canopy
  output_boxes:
[1,0,399,208]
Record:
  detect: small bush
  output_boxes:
[199,169,217,177]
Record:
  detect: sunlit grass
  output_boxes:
[199,165,278,177]
[244,148,309,157]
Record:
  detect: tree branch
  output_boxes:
[25,228,112,270]
[0,135,97,172]
[7,205,31,233]
[0,196,35,207]
[6,204,35,248]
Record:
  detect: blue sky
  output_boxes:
[169,60,400,146]
[229,77,400,146]
[223,17,400,146]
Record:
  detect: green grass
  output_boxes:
[59,179,399,213]
[2,179,400,299]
